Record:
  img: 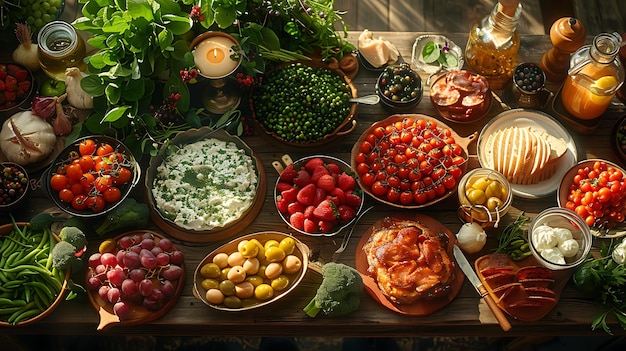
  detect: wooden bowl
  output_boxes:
[0,222,70,327]
[192,232,309,311]
[86,230,185,330]
[250,60,358,147]
[351,114,475,209]
[144,128,266,243]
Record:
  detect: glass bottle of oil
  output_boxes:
[560,32,624,120]
[465,0,522,90]
[37,21,87,81]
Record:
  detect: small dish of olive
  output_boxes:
[376,62,423,111]
[0,162,29,212]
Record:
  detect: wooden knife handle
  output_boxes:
[478,284,512,332]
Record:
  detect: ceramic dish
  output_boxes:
[42,135,140,217]
[144,128,266,243]
[250,60,358,147]
[0,222,70,327]
[477,109,577,199]
[273,154,365,237]
[557,159,626,238]
[351,114,475,209]
[355,213,463,315]
[192,232,309,311]
[86,230,185,330]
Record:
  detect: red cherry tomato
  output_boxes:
[85,195,106,212]
[96,143,115,156]
[71,194,88,211]
[50,174,69,192]
[79,139,97,156]
[65,163,83,182]
[103,186,122,203]
[112,167,132,185]
[58,189,74,203]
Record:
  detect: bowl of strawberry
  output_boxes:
[274,155,364,236]
[0,63,35,121]
[42,135,140,217]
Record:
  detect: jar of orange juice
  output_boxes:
[560,32,624,120]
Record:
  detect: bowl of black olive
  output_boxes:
[376,62,423,111]
[0,162,29,213]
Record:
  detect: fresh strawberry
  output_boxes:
[0,80,5,91]
[276,197,289,213]
[276,181,293,193]
[3,90,16,102]
[304,157,324,172]
[7,64,21,75]
[317,174,335,192]
[296,183,316,205]
[328,187,345,205]
[318,220,336,233]
[4,76,17,91]
[289,212,305,230]
[17,81,31,98]
[280,187,298,203]
[13,69,29,82]
[338,205,356,223]
[313,199,338,221]
[293,169,311,187]
[326,162,342,176]
[337,172,357,191]
[279,164,297,182]
[303,205,315,219]
[303,218,318,233]
[313,187,326,206]
[345,191,363,209]
[287,201,305,215]
[311,165,329,183]
[0,65,7,79]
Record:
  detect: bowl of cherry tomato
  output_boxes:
[557,159,626,238]
[351,114,473,208]
[42,135,140,217]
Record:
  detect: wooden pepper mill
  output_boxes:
[540,17,586,82]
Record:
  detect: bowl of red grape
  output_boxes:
[85,230,185,330]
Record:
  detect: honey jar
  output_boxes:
[37,21,87,81]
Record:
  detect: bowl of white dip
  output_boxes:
[144,128,266,243]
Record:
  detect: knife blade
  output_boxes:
[453,245,511,331]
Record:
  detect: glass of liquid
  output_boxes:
[37,21,86,81]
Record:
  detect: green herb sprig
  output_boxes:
[421,41,458,68]
[495,213,532,261]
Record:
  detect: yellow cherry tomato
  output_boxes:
[254,283,274,301]
[279,237,296,255]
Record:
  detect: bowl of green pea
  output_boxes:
[250,61,358,147]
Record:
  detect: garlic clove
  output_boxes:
[456,222,487,254]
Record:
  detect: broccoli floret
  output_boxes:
[59,226,87,251]
[51,241,78,269]
[95,197,149,236]
[303,262,363,318]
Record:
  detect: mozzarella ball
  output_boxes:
[558,239,580,258]
[532,225,558,251]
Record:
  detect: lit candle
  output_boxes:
[192,33,241,79]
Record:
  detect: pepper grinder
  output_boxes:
[540,17,586,82]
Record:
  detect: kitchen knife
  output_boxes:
[453,245,512,331]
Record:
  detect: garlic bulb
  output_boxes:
[456,222,487,254]
[612,241,626,265]
[0,111,57,165]
[65,67,93,109]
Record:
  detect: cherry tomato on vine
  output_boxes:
[112,167,132,185]
[71,194,88,211]
[79,139,97,156]
[103,186,122,203]
[50,174,69,191]
[96,143,114,156]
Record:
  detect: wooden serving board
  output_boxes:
[475,253,572,322]
[355,212,464,316]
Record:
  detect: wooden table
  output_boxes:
[2,32,626,337]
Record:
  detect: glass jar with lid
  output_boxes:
[560,32,624,120]
[37,21,87,81]
[465,0,522,90]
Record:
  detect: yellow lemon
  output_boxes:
[590,76,618,94]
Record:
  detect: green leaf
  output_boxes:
[102,106,131,123]
[122,78,146,102]
[421,41,440,64]
[158,28,174,53]
[105,82,121,104]
[127,0,154,21]
[259,27,281,51]
[81,75,106,97]
[163,14,193,35]
[214,6,237,29]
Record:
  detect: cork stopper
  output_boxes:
[498,0,520,17]
[550,17,586,53]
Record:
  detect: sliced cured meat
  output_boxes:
[496,283,526,305]
[483,271,517,287]
[516,266,552,281]
[492,282,523,299]
[524,286,557,298]
[507,298,542,308]
[518,278,555,288]
[431,83,460,106]
[480,266,515,278]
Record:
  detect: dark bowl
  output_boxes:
[0,63,36,122]
[375,63,423,112]
[0,162,30,212]
[42,135,140,217]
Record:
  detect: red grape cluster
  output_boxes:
[86,232,184,320]
[236,72,255,88]
[151,92,183,125]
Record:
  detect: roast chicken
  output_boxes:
[363,217,456,304]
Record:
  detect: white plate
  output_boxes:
[477,109,577,199]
